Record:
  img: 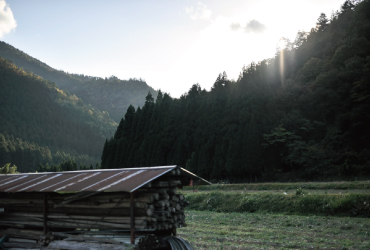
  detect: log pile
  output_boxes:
[0,188,188,232]
[0,190,190,248]
[0,167,199,249]
[0,228,135,249]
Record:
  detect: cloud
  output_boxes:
[186,2,211,20]
[0,0,17,38]
[245,19,266,34]
[230,23,241,31]
[229,20,266,34]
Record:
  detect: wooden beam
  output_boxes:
[47,240,129,250]
[130,192,135,245]
[52,232,129,245]
[43,193,48,235]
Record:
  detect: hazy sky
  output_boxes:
[1,0,345,97]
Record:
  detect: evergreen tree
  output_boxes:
[316,13,329,32]
[102,0,370,182]
[244,115,262,181]
[114,118,125,140]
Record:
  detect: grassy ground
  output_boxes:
[183,181,370,192]
[182,189,370,195]
[178,210,370,250]
[178,181,370,249]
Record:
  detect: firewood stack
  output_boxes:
[0,189,188,232]
[0,166,204,249]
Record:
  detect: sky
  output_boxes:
[1,0,346,98]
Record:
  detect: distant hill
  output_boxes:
[0,41,157,122]
[102,0,370,182]
[0,57,117,172]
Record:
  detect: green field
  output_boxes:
[178,210,370,250]
[178,181,370,249]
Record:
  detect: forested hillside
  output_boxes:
[0,42,157,122]
[102,0,370,182]
[0,57,117,172]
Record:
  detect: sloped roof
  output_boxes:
[0,165,211,193]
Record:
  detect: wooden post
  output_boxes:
[43,193,48,235]
[130,192,135,245]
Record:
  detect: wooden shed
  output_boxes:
[0,165,211,249]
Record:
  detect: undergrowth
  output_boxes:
[184,191,370,217]
[183,180,370,191]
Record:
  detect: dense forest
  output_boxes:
[102,0,370,182]
[0,57,116,172]
[0,133,99,172]
[0,42,157,122]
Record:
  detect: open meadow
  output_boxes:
[178,210,370,250]
[178,181,370,249]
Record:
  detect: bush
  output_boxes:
[184,191,370,217]
[0,163,18,174]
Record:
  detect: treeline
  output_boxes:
[0,133,99,173]
[0,57,116,171]
[102,0,370,182]
[37,160,99,173]
[0,41,157,122]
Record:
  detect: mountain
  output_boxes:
[0,57,117,172]
[102,0,370,182]
[0,41,157,122]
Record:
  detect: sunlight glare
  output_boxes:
[278,38,288,51]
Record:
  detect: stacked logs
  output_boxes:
[0,188,189,232]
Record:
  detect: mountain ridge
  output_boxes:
[0,56,116,171]
[0,41,158,122]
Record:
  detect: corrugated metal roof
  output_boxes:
[0,165,211,193]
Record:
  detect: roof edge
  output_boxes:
[130,166,178,192]
[179,167,212,185]
[2,165,178,176]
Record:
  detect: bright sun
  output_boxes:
[278,38,288,50]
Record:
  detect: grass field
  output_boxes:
[183,181,370,192]
[178,181,370,249]
[178,210,370,250]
